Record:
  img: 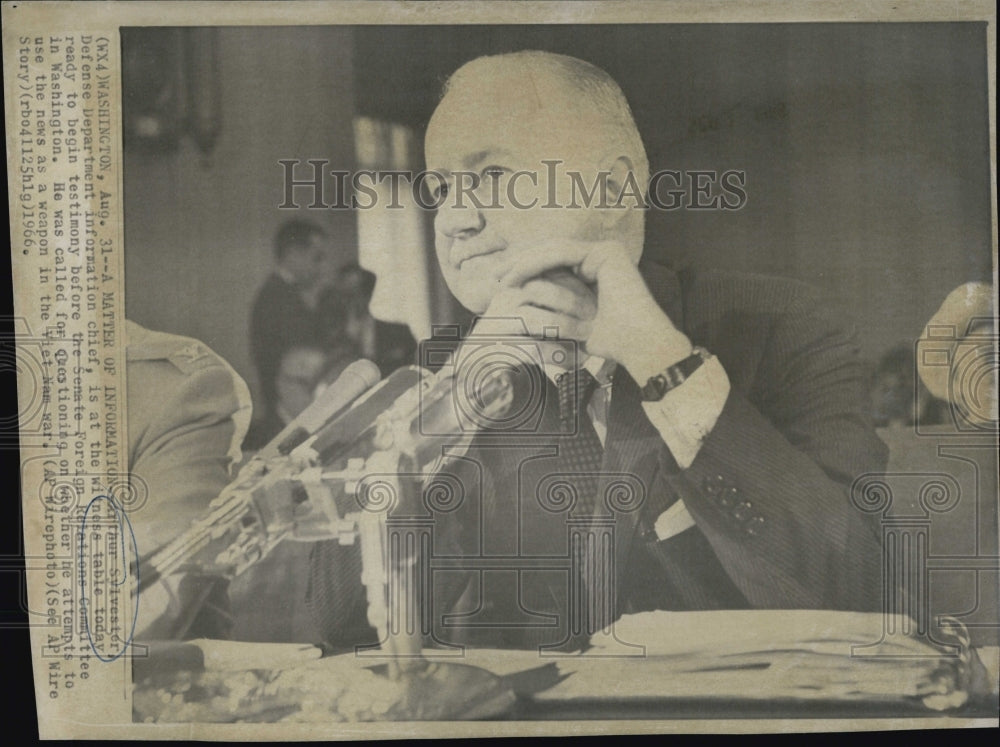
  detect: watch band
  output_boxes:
[640,346,711,401]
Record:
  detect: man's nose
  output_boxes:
[436,201,485,240]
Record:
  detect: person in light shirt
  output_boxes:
[308,51,888,651]
[916,281,997,430]
[126,320,251,640]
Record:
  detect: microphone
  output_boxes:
[255,359,382,460]
[297,363,516,469]
[297,365,427,463]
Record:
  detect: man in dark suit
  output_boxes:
[249,219,343,421]
[308,50,888,651]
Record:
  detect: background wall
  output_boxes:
[123,26,357,406]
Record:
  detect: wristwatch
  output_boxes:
[640,346,712,401]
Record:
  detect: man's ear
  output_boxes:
[601,155,643,228]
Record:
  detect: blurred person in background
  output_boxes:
[312,338,365,401]
[249,219,344,426]
[242,339,364,451]
[334,262,416,377]
[871,343,948,428]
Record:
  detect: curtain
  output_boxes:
[354,117,436,341]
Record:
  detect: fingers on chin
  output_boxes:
[522,310,589,339]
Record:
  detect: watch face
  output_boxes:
[642,351,708,401]
[642,375,667,402]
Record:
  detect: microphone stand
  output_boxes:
[137,364,516,678]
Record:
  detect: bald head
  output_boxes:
[424,51,650,313]
[435,51,649,188]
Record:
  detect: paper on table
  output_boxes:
[189,640,323,671]
[445,611,977,710]
[593,610,941,656]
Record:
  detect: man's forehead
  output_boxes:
[426,69,583,168]
[448,57,564,109]
[428,89,541,145]
[425,124,531,171]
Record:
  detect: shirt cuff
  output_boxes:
[640,354,730,469]
[653,499,698,541]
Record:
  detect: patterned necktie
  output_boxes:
[554,367,611,638]
[555,367,604,515]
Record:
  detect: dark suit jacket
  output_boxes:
[249,273,345,412]
[306,263,888,650]
[370,319,418,377]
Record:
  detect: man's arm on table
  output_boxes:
[644,276,888,612]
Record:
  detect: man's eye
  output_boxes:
[481,165,507,181]
[429,180,449,200]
